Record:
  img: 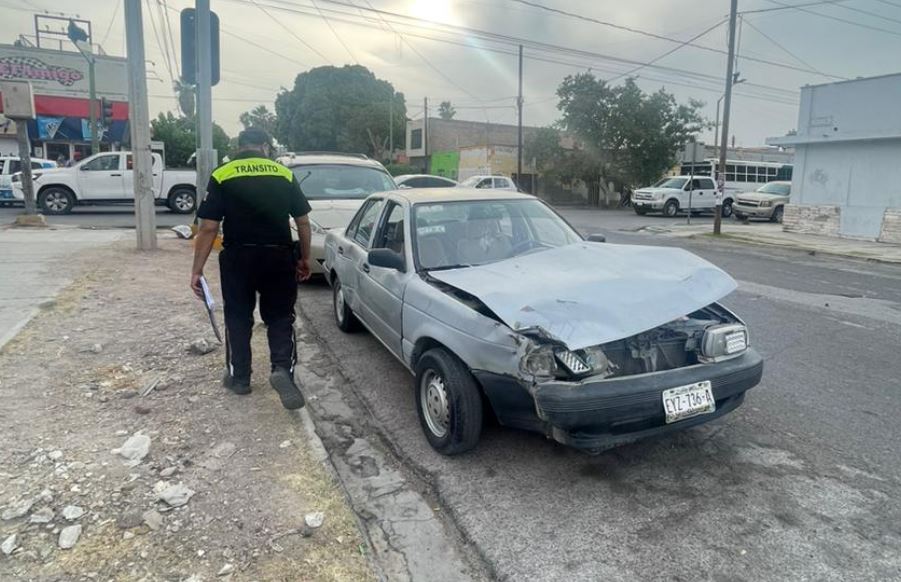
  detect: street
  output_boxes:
[0,205,189,229]
[296,209,901,582]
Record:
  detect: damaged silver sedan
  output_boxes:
[323,189,763,455]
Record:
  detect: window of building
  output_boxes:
[410,129,423,150]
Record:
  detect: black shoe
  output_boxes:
[269,368,305,410]
[223,372,252,395]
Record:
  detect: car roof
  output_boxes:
[384,187,533,204]
[462,174,509,180]
[762,180,791,185]
[278,152,388,171]
[395,174,455,181]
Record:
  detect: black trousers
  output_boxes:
[219,245,297,381]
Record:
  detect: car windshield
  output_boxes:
[413,199,582,270]
[652,177,688,189]
[757,182,790,195]
[457,176,483,188]
[289,164,396,200]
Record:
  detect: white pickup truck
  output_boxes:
[11,151,197,215]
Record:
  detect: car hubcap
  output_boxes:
[46,192,67,211]
[174,193,193,211]
[421,370,450,438]
[335,285,345,324]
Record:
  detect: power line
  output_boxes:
[831,1,901,25]
[761,0,901,37]
[145,0,173,81]
[739,0,849,14]
[157,0,180,78]
[250,0,333,62]
[310,0,358,63]
[503,0,846,79]
[100,0,121,47]
[741,17,825,76]
[872,0,901,9]
[608,18,727,82]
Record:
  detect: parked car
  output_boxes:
[632,176,734,218]
[395,174,457,188]
[281,152,397,276]
[323,188,762,455]
[10,151,197,215]
[0,157,57,206]
[456,175,518,191]
[733,181,791,223]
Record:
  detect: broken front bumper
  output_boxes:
[476,349,763,451]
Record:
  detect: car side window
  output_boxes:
[346,200,373,240]
[7,160,20,174]
[494,178,508,189]
[82,154,119,171]
[353,200,384,248]
[700,178,715,190]
[372,202,406,257]
[476,178,492,189]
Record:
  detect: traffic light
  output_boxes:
[100,98,113,127]
[180,8,220,86]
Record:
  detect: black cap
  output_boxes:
[238,127,273,147]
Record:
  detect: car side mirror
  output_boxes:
[586,233,606,243]
[368,248,405,271]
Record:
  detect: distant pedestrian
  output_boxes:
[190,128,312,409]
[56,155,67,167]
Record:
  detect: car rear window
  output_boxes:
[290,164,396,200]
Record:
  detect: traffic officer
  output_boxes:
[190,128,312,409]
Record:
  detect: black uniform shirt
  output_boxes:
[197,151,311,247]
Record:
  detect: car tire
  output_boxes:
[721,199,734,218]
[415,348,483,455]
[663,199,679,217]
[634,207,647,215]
[771,206,784,223]
[332,277,360,333]
[38,187,75,215]
[167,188,196,214]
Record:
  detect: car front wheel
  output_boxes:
[332,277,360,332]
[415,348,483,455]
[38,187,75,215]
[634,207,647,215]
[771,206,784,223]
[721,199,734,218]
[168,188,196,214]
[663,199,679,217]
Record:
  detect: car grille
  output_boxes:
[737,198,760,207]
[633,192,653,200]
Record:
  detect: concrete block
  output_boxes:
[878,208,901,244]
[783,204,840,236]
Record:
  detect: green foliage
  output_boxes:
[239,105,278,137]
[385,163,418,177]
[150,112,231,167]
[438,100,456,120]
[556,75,707,188]
[274,65,406,162]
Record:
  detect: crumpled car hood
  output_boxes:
[309,199,367,229]
[428,242,737,350]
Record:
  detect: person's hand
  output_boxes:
[297,258,311,282]
[191,272,204,299]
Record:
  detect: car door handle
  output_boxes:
[362,263,370,273]
[337,246,345,255]
[110,173,122,177]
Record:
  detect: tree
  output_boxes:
[274,65,406,161]
[173,79,195,119]
[150,111,231,167]
[438,100,456,120]
[239,105,277,136]
[556,75,707,190]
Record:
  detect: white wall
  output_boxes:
[797,74,901,141]
[794,139,901,238]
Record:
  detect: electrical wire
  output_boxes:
[145,0,174,81]
[872,0,901,9]
[739,0,850,14]
[250,0,332,62]
[761,0,901,37]
[157,0,180,78]
[502,0,846,79]
[100,0,121,48]
[310,0,358,63]
[741,18,825,76]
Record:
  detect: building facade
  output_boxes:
[767,74,901,242]
[0,43,129,163]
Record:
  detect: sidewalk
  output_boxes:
[643,221,901,264]
[0,234,375,581]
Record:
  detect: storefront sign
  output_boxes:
[0,45,127,100]
[37,116,64,139]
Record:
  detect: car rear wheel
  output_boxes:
[38,187,75,215]
[415,348,483,455]
[168,188,196,214]
[663,199,679,217]
[332,277,360,332]
[771,206,784,223]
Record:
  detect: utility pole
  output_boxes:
[16,122,36,216]
[67,20,99,155]
[388,98,394,162]
[125,0,157,250]
[517,44,523,189]
[195,0,216,198]
[423,96,429,172]
[715,0,739,236]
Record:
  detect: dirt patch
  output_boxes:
[0,237,374,581]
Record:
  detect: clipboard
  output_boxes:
[199,276,223,343]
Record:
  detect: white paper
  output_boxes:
[199,276,215,310]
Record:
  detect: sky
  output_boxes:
[2,0,900,147]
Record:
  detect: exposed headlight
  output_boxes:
[521,346,557,378]
[759,200,772,208]
[701,324,748,362]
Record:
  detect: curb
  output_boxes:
[687,232,901,266]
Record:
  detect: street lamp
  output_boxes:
[67,20,99,155]
[714,75,745,146]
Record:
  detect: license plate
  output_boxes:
[662,381,715,423]
[636,201,646,206]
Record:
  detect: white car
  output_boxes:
[11,151,197,215]
[632,176,734,218]
[456,175,518,191]
[281,153,397,276]
[395,174,457,188]
[1,157,57,206]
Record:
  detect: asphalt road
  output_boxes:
[296,209,901,582]
[0,204,189,229]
